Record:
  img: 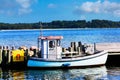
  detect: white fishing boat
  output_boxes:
[27,36,108,68]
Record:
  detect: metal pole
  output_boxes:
[94,43,96,53]
[37,38,39,51]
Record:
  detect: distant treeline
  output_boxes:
[0,19,120,30]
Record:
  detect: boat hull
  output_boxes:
[27,51,108,68]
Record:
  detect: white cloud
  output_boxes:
[81,0,101,13]
[16,0,37,15]
[74,0,120,17]
[16,0,31,9]
[80,15,86,20]
[18,8,32,15]
[114,10,120,16]
[48,3,56,8]
[0,0,37,16]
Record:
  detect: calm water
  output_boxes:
[0,66,120,80]
[1,28,120,48]
[1,28,120,80]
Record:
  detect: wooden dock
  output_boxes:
[0,42,120,67]
[96,43,120,55]
[95,43,120,66]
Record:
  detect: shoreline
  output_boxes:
[1,28,120,31]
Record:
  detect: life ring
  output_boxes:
[16,54,20,60]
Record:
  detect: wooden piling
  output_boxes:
[78,42,82,47]
[1,46,7,66]
[62,48,66,52]
[77,47,82,56]
[11,46,15,50]
[71,42,77,51]
[24,49,28,60]
[0,46,2,64]
[33,49,37,57]
[71,42,74,47]
[78,42,84,54]
[74,42,77,51]
[6,46,11,64]
[68,47,73,52]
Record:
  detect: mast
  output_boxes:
[40,22,43,37]
[38,22,43,49]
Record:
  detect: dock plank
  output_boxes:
[96,43,120,55]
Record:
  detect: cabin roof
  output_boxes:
[39,36,63,40]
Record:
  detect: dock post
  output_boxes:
[6,46,11,64]
[94,43,96,53]
[24,49,28,61]
[0,46,2,65]
[68,47,74,52]
[71,42,77,51]
[77,47,82,56]
[12,46,15,50]
[1,46,7,66]
[33,49,37,57]
[71,42,74,51]
[62,48,66,52]
[71,42,74,47]
[78,42,82,47]
[74,42,77,51]
[78,42,84,54]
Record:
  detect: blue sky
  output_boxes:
[0,0,120,23]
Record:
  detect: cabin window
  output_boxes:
[49,41,55,48]
[57,40,61,46]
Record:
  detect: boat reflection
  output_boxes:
[27,66,107,80]
[0,68,25,80]
[0,66,107,80]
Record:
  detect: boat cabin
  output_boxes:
[38,36,63,60]
[38,36,96,60]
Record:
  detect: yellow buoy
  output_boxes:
[12,49,24,62]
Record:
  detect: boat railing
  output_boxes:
[61,51,86,58]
